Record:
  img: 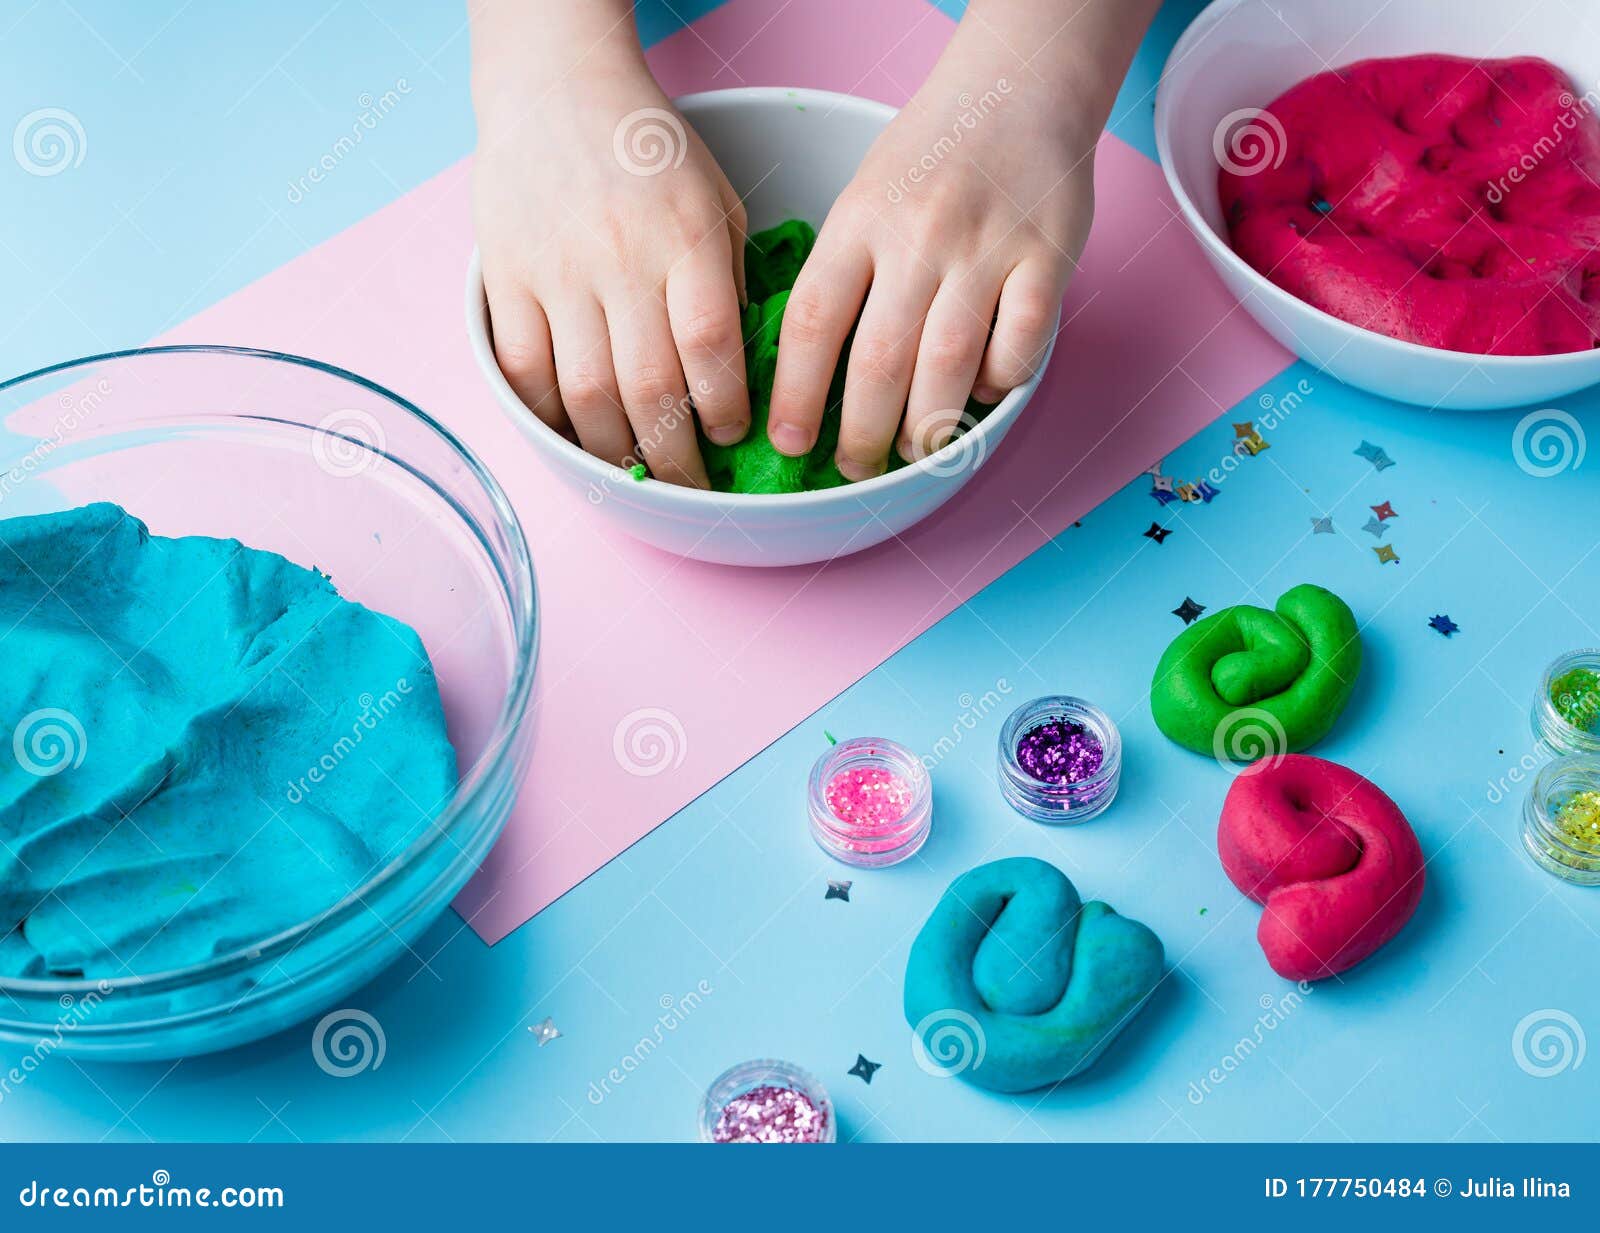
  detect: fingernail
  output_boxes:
[836,454,885,482]
[769,421,812,456]
[972,384,1006,404]
[706,421,749,447]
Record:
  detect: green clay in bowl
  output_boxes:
[699,220,993,495]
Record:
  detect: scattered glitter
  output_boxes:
[824,879,852,902]
[1015,720,1105,786]
[1173,596,1206,624]
[1144,522,1172,544]
[529,1017,561,1046]
[1551,667,1600,733]
[1428,614,1459,637]
[1362,515,1389,538]
[710,1085,828,1143]
[1373,544,1399,565]
[1354,440,1395,470]
[825,764,913,830]
[848,1054,881,1084]
[1310,515,1334,534]
[1371,500,1398,521]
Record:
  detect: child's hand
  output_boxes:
[472,10,749,488]
[767,0,1158,481]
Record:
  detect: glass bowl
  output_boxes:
[0,346,536,1059]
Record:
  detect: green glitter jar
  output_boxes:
[1522,755,1600,885]
[1531,650,1600,756]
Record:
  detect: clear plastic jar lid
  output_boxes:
[1522,754,1600,886]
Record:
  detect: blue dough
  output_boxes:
[0,503,456,979]
[904,857,1164,1092]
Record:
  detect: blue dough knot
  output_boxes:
[903,857,1164,1092]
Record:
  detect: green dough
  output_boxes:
[0,503,456,979]
[903,857,1164,1092]
[1151,583,1361,759]
[698,220,992,495]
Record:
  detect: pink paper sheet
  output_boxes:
[154,0,1290,942]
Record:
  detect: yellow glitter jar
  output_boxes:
[1531,650,1600,756]
[1522,755,1600,885]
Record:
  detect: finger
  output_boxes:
[548,300,636,467]
[723,187,749,306]
[486,281,569,436]
[767,240,872,457]
[608,299,710,489]
[899,268,1002,462]
[836,266,938,481]
[666,237,750,447]
[972,261,1062,403]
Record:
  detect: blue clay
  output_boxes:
[904,857,1163,1092]
[0,503,456,979]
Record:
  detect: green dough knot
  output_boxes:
[903,857,1164,1093]
[1151,582,1361,759]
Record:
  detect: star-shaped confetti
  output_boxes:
[1232,422,1269,455]
[1428,614,1459,637]
[529,1017,561,1046]
[1195,480,1220,503]
[1373,544,1399,565]
[1354,440,1395,470]
[1173,596,1206,624]
[1143,522,1172,544]
[1371,500,1397,521]
[848,1054,881,1084]
[1310,515,1334,534]
[1361,515,1389,538]
[825,879,852,902]
[1150,472,1175,493]
[1151,487,1179,507]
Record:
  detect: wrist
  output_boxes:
[471,12,652,134]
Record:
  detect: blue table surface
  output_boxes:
[4,1,1598,1143]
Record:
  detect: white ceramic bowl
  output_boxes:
[466,86,1056,567]
[1155,0,1600,411]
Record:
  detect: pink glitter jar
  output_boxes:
[808,737,932,868]
[698,1059,835,1143]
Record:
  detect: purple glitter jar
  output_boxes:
[998,696,1121,824]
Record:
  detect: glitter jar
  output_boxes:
[1531,650,1600,756]
[1522,755,1600,885]
[997,695,1121,824]
[807,737,932,868]
[698,1059,836,1144]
